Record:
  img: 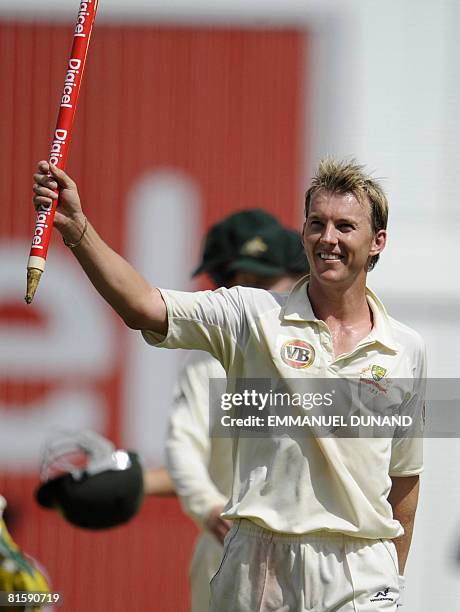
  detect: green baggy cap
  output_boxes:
[228,224,309,277]
[192,209,281,278]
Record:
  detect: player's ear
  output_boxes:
[369,229,386,257]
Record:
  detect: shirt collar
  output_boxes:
[281,276,399,353]
[364,287,399,352]
[281,275,316,322]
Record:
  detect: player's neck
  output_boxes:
[307,276,370,326]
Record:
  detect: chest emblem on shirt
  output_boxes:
[280,339,315,369]
[371,365,387,381]
[360,365,389,394]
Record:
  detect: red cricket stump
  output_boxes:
[25,0,100,304]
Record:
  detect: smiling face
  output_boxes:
[303,189,386,289]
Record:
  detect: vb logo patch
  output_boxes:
[280,339,315,369]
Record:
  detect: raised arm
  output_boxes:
[32,161,167,333]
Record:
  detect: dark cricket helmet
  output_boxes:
[35,431,144,530]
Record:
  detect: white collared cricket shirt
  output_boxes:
[143,277,426,539]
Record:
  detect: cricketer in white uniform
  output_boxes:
[142,162,425,611]
[166,217,308,612]
[144,280,424,611]
[33,156,426,611]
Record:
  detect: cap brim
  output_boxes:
[191,258,229,278]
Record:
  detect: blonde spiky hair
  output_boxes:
[304,156,388,270]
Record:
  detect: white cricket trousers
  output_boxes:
[209,519,400,612]
[189,531,223,612]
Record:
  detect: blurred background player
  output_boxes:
[147,210,309,612]
[142,209,282,499]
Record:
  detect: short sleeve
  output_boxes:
[141,287,246,370]
[389,337,427,477]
